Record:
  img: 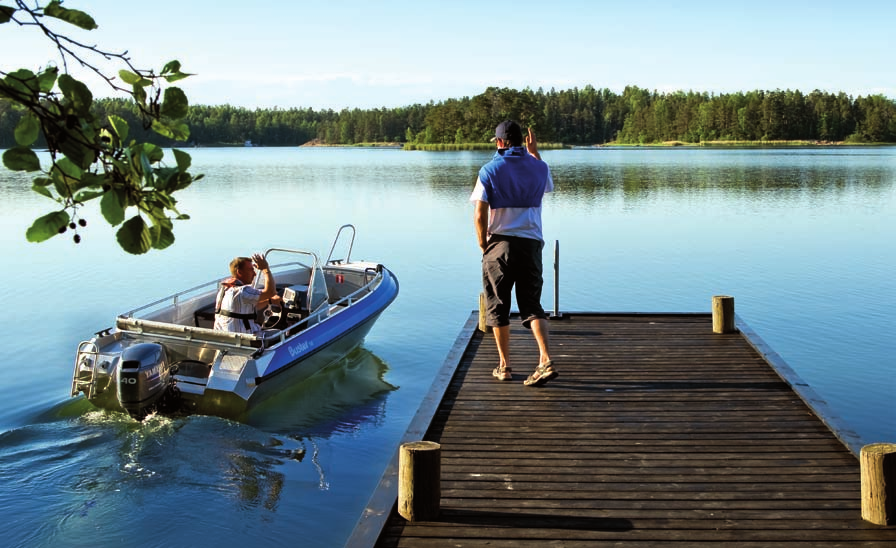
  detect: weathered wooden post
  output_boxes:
[861,443,896,525]
[712,295,736,334]
[478,292,491,333]
[398,441,441,521]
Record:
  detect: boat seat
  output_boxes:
[194,303,217,328]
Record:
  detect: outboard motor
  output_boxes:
[117,342,175,418]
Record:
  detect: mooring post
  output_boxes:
[861,443,896,526]
[398,441,441,522]
[478,292,491,333]
[712,295,736,333]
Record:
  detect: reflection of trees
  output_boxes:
[417,154,485,198]
[549,154,894,204]
[400,149,895,208]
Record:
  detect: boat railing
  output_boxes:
[116,315,262,349]
[121,279,219,321]
[120,260,312,324]
[325,224,355,265]
[262,250,325,313]
[257,265,385,351]
[115,264,385,352]
[71,340,101,398]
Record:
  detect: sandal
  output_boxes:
[524,361,557,387]
[492,366,512,381]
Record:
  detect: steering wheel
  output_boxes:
[262,302,287,329]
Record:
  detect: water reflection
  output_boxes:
[550,160,895,201]
[3,145,893,548]
[399,147,896,207]
[0,346,395,542]
[244,347,396,434]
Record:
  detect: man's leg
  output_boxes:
[483,237,514,380]
[523,317,557,386]
[493,324,511,369]
[530,318,551,367]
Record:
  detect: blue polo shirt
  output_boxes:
[470,147,553,242]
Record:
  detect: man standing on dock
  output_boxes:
[471,120,556,386]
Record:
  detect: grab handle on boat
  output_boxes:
[326,224,356,264]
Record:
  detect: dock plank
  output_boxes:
[349,313,896,547]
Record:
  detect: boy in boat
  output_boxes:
[214,253,278,334]
[471,120,556,386]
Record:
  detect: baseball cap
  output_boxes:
[491,120,523,143]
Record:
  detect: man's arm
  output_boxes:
[252,252,277,302]
[525,127,541,161]
[473,200,490,253]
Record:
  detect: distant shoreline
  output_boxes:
[188,139,894,150]
[601,140,890,148]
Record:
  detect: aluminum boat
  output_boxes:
[71,225,398,419]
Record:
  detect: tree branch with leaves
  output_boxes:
[0,0,201,254]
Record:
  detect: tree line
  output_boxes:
[2,85,894,149]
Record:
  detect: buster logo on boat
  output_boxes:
[288,339,315,358]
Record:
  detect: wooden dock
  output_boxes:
[347,313,896,547]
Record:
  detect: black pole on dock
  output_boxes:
[551,240,566,320]
[553,239,559,318]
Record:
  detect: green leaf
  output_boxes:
[154,167,179,191]
[37,66,58,93]
[152,224,175,250]
[25,210,69,243]
[115,187,129,209]
[57,131,96,170]
[3,147,41,172]
[100,189,125,226]
[160,87,189,119]
[139,151,153,186]
[80,172,105,190]
[50,158,82,197]
[14,114,40,146]
[116,216,153,255]
[0,6,16,24]
[173,172,194,191]
[57,74,93,115]
[151,120,190,141]
[44,1,98,30]
[74,189,104,202]
[118,70,151,87]
[144,143,164,163]
[132,83,147,105]
[163,72,191,84]
[32,177,52,187]
[118,70,141,85]
[150,192,176,210]
[161,62,194,84]
[1,69,39,100]
[108,115,129,142]
[31,184,54,200]
[161,61,181,74]
[172,149,192,172]
[54,157,83,179]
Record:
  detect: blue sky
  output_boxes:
[2,0,893,109]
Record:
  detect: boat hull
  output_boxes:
[193,307,386,418]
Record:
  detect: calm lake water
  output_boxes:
[1,146,894,547]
